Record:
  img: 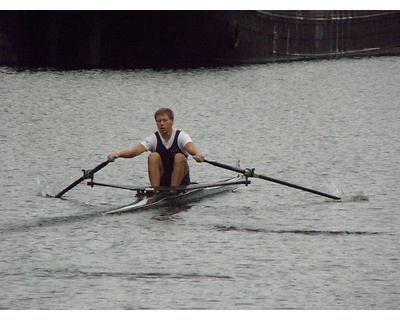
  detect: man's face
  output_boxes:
[155,113,173,135]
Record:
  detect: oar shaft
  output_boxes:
[257,173,340,200]
[204,159,341,201]
[87,160,110,176]
[55,160,110,198]
[55,176,85,198]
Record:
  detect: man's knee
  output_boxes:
[173,154,189,176]
[173,153,187,165]
[148,152,162,164]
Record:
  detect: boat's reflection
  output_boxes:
[151,204,194,221]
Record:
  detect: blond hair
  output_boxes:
[154,108,174,121]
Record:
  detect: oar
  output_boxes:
[55,160,111,198]
[203,159,341,201]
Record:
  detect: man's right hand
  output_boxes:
[107,154,118,162]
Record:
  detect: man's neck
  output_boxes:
[160,128,174,142]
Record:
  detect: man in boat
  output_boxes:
[107,108,204,188]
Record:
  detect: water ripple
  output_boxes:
[34,268,233,281]
[214,225,382,236]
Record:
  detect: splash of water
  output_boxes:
[36,178,54,198]
[328,181,369,202]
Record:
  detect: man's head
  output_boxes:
[154,108,174,135]
[154,108,174,121]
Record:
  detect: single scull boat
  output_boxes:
[88,176,249,214]
[55,156,359,216]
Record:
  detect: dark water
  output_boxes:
[1,57,399,309]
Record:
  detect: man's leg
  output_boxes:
[148,152,163,187]
[171,154,189,187]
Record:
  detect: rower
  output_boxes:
[107,107,204,188]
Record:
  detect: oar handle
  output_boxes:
[204,159,242,173]
[204,159,255,176]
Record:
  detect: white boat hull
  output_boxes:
[104,176,245,215]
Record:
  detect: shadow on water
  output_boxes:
[214,225,382,236]
[1,201,195,235]
[1,210,106,235]
[34,267,233,281]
